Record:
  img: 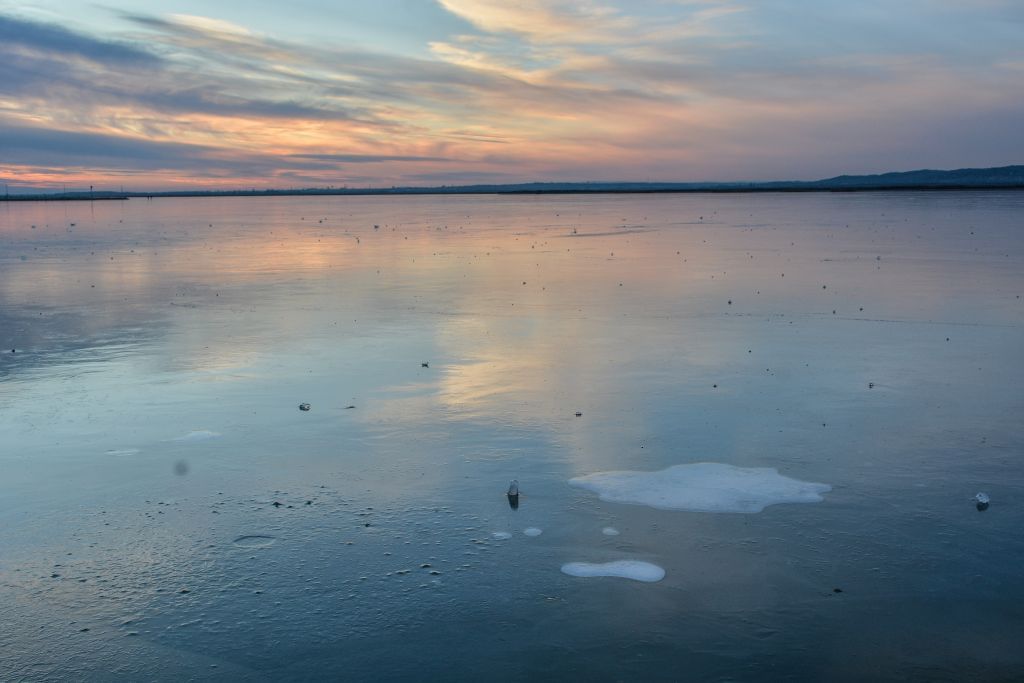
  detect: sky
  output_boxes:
[1,0,1022,191]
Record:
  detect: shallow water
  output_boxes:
[2,192,1023,680]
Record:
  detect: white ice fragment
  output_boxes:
[172,430,221,442]
[561,560,665,582]
[974,492,990,504]
[491,531,512,540]
[601,527,620,536]
[570,462,830,514]
[105,448,141,457]
[523,527,542,537]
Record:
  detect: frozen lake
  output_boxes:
[2,192,1023,680]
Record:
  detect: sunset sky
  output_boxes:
[1,0,1022,191]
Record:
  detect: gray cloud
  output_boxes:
[288,153,454,163]
[0,14,159,66]
[0,124,218,168]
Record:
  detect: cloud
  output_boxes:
[0,14,159,66]
[435,0,632,43]
[0,124,218,168]
[1,1,1022,189]
[289,153,454,163]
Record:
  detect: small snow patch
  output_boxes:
[601,527,620,536]
[491,531,512,540]
[523,527,542,537]
[570,462,830,513]
[561,560,664,582]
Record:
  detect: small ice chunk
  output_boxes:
[561,560,665,582]
[105,448,140,457]
[570,462,830,513]
[491,531,512,540]
[601,527,620,536]
[172,430,221,442]
[975,492,990,511]
[523,527,542,537]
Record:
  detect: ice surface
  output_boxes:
[3,192,1024,680]
[523,527,542,537]
[601,527,620,536]
[171,430,221,442]
[233,535,277,548]
[570,463,830,513]
[491,531,512,540]
[561,560,665,582]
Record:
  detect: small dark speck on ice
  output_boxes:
[299,403,311,411]
[421,362,429,368]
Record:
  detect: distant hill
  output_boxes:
[3,165,1023,200]
[807,165,1024,189]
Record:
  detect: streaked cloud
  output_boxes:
[0,1,1021,191]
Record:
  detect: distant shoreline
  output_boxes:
[6,183,1024,201]
[3,165,1022,201]
[3,184,1024,202]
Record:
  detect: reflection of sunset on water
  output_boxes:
[2,193,1024,680]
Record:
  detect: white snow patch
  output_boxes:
[171,430,221,443]
[491,531,512,540]
[561,560,664,582]
[601,527,620,536]
[523,527,543,537]
[570,462,830,513]
[105,448,140,457]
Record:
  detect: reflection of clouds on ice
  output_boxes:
[171,430,221,443]
[571,463,830,513]
[523,527,542,537]
[561,560,665,582]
